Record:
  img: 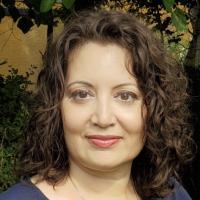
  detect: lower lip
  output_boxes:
[88,138,120,148]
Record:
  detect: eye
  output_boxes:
[70,89,93,101]
[115,91,137,103]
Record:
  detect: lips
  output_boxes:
[86,135,122,148]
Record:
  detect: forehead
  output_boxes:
[66,41,136,82]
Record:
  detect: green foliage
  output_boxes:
[39,0,75,12]
[163,0,175,12]
[0,68,32,192]
[27,0,75,13]
[172,8,187,32]
[162,0,187,32]
[166,39,188,62]
[63,0,75,9]
[0,0,76,34]
[40,0,56,13]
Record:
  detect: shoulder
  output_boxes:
[0,181,48,200]
[157,179,192,200]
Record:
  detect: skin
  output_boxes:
[32,41,146,200]
[62,41,145,170]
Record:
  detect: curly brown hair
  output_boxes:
[19,10,194,199]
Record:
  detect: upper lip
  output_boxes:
[86,135,123,140]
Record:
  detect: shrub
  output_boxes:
[0,68,32,192]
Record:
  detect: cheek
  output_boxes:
[119,106,145,154]
[117,104,145,135]
[61,100,91,136]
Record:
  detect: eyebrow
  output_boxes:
[65,81,138,90]
[66,81,93,89]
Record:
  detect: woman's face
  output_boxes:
[61,41,146,171]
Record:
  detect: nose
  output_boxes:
[90,97,116,128]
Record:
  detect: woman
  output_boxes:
[0,10,194,200]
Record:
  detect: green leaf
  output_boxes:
[162,0,175,12]
[63,0,75,9]
[171,8,187,32]
[40,0,55,13]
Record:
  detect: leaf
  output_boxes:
[0,68,32,192]
[17,17,34,34]
[39,12,53,25]
[162,0,175,12]
[63,0,75,9]
[171,8,187,32]
[40,0,55,13]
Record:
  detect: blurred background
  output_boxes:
[0,0,199,199]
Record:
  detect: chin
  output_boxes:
[82,158,133,172]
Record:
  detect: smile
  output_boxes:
[86,135,122,148]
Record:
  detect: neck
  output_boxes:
[67,158,137,200]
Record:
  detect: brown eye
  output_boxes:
[70,89,93,101]
[120,92,130,101]
[77,91,88,98]
[115,91,137,103]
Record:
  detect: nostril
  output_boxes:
[91,113,116,128]
[90,99,116,127]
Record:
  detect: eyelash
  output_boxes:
[68,89,137,103]
[114,91,137,102]
[69,89,94,101]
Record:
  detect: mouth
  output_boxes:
[86,135,122,148]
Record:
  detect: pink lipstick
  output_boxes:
[86,135,122,148]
